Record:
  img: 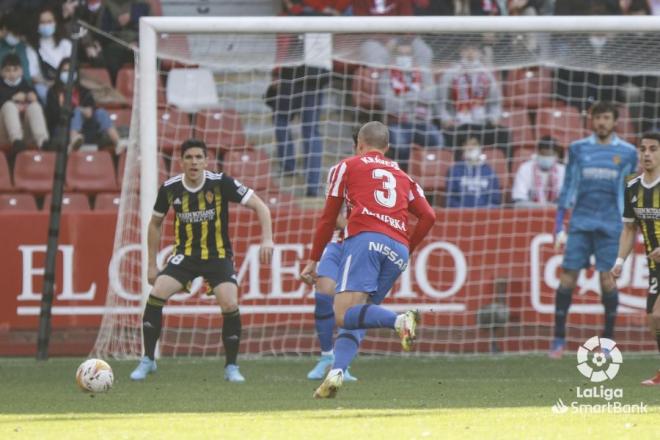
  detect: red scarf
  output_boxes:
[532,162,561,203]
[451,72,491,113]
[389,69,422,96]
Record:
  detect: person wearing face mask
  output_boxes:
[45,58,119,154]
[0,16,41,87]
[512,136,566,207]
[445,136,502,208]
[379,38,443,171]
[28,6,73,103]
[0,53,49,157]
[437,38,511,158]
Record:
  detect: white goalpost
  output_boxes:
[92,15,660,359]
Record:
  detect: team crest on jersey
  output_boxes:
[613,155,621,165]
[205,191,214,204]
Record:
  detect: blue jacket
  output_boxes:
[446,161,501,208]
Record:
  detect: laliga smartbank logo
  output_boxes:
[551,337,647,415]
[576,336,622,382]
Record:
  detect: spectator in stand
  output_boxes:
[352,0,413,15]
[379,36,443,171]
[0,53,49,156]
[59,0,106,67]
[413,0,454,15]
[28,5,72,103]
[283,0,352,15]
[46,57,119,153]
[446,136,501,208]
[512,136,565,207]
[98,0,150,84]
[0,14,42,87]
[437,39,510,157]
[621,0,652,14]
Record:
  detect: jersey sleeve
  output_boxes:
[557,142,580,210]
[326,160,348,200]
[221,174,254,205]
[152,184,170,217]
[622,184,635,223]
[407,177,426,203]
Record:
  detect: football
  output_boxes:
[75,359,114,393]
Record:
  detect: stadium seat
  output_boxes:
[166,68,219,112]
[94,193,121,211]
[259,190,297,210]
[535,104,587,149]
[109,108,132,133]
[158,108,193,153]
[43,193,91,212]
[222,149,274,192]
[0,152,12,192]
[511,146,535,176]
[194,109,249,152]
[499,108,535,150]
[117,67,166,107]
[409,147,453,194]
[0,193,37,211]
[117,152,168,187]
[351,66,383,112]
[503,67,554,110]
[614,104,636,144]
[169,148,218,176]
[13,151,56,195]
[482,147,510,193]
[66,151,118,194]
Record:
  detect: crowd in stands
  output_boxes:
[2,0,659,212]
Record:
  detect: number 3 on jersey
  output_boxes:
[372,168,397,208]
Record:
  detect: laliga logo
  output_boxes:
[576,336,623,382]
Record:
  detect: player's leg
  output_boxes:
[642,270,660,385]
[550,230,590,358]
[595,229,622,340]
[212,278,244,383]
[130,270,186,380]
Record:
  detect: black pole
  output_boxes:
[36,5,85,360]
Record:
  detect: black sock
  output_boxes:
[143,295,165,360]
[601,290,619,339]
[222,309,242,366]
[554,286,573,339]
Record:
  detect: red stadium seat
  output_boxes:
[0,152,12,192]
[169,148,218,176]
[108,108,132,131]
[409,147,453,193]
[117,152,168,187]
[13,151,56,195]
[535,104,587,149]
[43,193,91,212]
[80,67,112,88]
[504,67,554,110]
[351,66,383,111]
[222,149,274,192]
[499,108,535,150]
[117,67,166,106]
[158,108,193,153]
[0,193,37,211]
[94,192,121,211]
[615,105,636,144]
[259,190,297,210]
[511,146,535,176]
[483,147,510,193]
[66,151,118,194]
[194,109,249,152]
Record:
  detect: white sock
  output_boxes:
[321,350,333,357]
[394,314,404,332]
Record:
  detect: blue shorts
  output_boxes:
[317,242,342,281]
[335,232,409,305]
[562,229,620,272]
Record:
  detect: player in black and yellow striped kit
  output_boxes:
[612,132,660,386]
[130,139,273,382]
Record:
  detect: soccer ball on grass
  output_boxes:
[76,359,114,393]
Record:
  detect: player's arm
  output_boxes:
[243,193,274,265]
[300,196,344,285]
[554,143,579,249]
[336,214,347,230]
[147,214,165,284]
[408,196,436,253]
[612,221,637,278]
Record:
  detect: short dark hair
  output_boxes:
[640,132,660,145]
[537,136,560,153]
[590,101,619,120]
[180,139,207,157]
[1,53,21,69]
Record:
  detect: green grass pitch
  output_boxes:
[1,355,658,439]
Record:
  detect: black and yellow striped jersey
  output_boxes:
[153,170,254,260]
[623,175,660,269]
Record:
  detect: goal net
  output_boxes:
[93,16,660,359]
